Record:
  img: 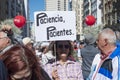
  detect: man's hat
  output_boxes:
[84,33,96,44]
[22,37,33,45]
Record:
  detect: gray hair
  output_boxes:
[99,28,116,44]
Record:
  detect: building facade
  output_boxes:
[45,0,69,11]
[72,0,83,40]
[83,0,102,27]
[0,0,25,21]
[22,0,31,37]
[0,0,31,37]
[100,0,120,28]
[45,0,84,41]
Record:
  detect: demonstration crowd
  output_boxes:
[0,24,120,80]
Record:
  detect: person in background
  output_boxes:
[0,31,11,53]
[0,44,51,80]
[0,25,13,54]
[0,25,14,80]
[35,41,54,66]
[0,30,10,80]
[77,40,85,63]
[22,37,35,54]
[69,40,78,61]
[88,28,120,80]
[81,33,100,80]
[44,40,83,80]
[38,42,55,66]
[0,59,7,80]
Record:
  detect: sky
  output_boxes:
[29,0,45,21]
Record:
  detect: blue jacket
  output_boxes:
[88,45,120,80]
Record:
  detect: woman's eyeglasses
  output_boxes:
[57,44,70,49]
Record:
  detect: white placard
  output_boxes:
[34,11,76,41]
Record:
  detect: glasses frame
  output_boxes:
[57,44,70,49]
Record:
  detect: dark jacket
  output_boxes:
[81,44,100,79]
[31,68,51,80]
[0,60,7,80]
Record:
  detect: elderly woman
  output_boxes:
[44,40,83,80]
[0,44,51,80]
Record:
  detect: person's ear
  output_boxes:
[104,39,108,46]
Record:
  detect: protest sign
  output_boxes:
[34,11,76,41]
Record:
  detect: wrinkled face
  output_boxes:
[56,41,70,59]
[0,32,9,51]
[96,34,106,51]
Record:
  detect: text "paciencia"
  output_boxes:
[36,13,65,26]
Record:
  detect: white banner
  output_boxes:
[34,11,76,41]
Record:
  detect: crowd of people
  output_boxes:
[0,24,120,80]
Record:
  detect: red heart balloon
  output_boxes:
[85,15,96,26]
[14,15,26,28]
